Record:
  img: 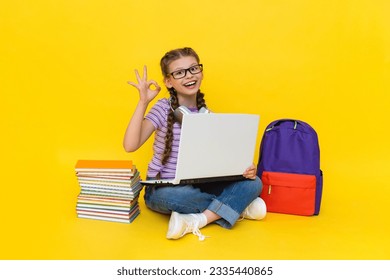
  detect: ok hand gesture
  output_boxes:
[127,65,161,104]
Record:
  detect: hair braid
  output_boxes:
[161,89,178,165]
[196,91,207,110]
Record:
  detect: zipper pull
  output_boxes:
[268,185,272,195]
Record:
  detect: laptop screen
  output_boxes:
[174,113,260,182]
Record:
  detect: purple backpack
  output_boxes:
[257,119,323,215]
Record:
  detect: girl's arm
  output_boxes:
[123,101,155,152]
[123,66,161,152]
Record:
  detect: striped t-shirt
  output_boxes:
[145,98,199,179]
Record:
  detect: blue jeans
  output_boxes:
[143,176,262,229]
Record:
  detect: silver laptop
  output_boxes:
[141,113,260,186]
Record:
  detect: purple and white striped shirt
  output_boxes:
[145,98,199,179]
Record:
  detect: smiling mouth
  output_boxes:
[184,81,196,87]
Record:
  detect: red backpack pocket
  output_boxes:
[260,171,317,216]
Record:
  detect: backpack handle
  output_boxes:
[266,119,298,131]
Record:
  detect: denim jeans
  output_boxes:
[143,176,262,229]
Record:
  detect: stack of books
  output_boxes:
[74,160,142,223]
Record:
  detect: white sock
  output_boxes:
[194,213,208,228]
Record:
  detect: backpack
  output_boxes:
[257,119,323,216]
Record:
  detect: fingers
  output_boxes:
[132,65,146,82]
[130,66,148,83]
[127,80,137,87]
[148,80,161,91]
[127,66,146,87]
[245,164,256,173]
[127,66,161,95]
[244,172,257,180]
[243,163,257,179]
[143,65,147,81]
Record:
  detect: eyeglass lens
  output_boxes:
[171,64,203,79]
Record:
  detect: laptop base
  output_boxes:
[141,175,246,186]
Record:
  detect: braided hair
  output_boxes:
[160,48,207,165]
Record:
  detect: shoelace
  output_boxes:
[192,227,206,241]
[182,218,206,241]
[238,208,250,221]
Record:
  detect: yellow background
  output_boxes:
[1,0,389,259]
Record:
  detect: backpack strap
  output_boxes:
[266,119,298,131]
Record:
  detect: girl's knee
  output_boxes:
[249,176,263,196]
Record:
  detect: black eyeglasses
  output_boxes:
[169,64,203,79]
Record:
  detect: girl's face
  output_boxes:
[164,56,203,98]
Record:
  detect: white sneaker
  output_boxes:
[241,197,267,220]
[166,212,208,241]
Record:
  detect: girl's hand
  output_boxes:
[127,65,161,104]
[243,163,257,180]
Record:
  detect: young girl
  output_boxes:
[123,47,266,240]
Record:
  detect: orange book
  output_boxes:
[75,160,133,172]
